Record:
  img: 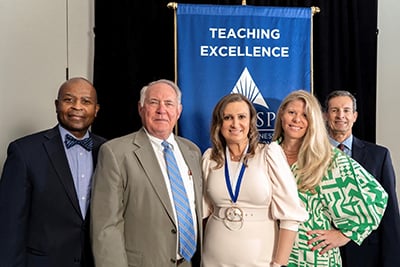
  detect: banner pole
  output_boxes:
[167,2,179,135]
[167,2,177,10]
[310,6,320,94]
[167,2,178,84]
[311,6,320,15]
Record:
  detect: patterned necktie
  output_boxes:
[64,134,93,151]
[338,143,345,151]
[161,141,196,261]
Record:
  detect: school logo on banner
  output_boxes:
[175,4,312,152]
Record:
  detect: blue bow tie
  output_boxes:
[64,134,93,151]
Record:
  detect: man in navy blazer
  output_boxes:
[0,77,106,267]
[324,90,400,267]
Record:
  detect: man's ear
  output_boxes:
[322,111,328,122]
[55,99,59,113]
[177,104,183,119]
[95,104,100,117]
[353,111,358,123]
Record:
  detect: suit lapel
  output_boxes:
[352,137,367,165]
[133,129,176,223]
[44,127,83,219]
[133,129,202,229]
[90,134,105,168]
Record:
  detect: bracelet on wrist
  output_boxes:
[272,262,287,267]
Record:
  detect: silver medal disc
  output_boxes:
[223,206,244,231]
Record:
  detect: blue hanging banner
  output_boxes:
[176,4,312,152]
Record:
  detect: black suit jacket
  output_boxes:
[340,136,400,267]
[0,126,106,267]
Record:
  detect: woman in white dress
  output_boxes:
[202,93,308,267]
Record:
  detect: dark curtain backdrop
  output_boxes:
[92,0,377,143]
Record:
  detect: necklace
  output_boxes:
[228,147,245,162]
[281,143,299,165]
[283,149,298,158]
[230,154,242,161]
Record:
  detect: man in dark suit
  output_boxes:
[90,79,203,267]
[0,77,106,267]
[324,90,400,267]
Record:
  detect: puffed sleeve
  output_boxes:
[201,148,213,219]
[266,142,308,231]
[324,150,388,245]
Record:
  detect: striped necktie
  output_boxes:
[338,143,345,151]
[161,141,196,261]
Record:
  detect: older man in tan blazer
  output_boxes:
[90,79,203,267]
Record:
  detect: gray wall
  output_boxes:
[0,0,94,167]
[377,0,400,199]
[1,0,399,200]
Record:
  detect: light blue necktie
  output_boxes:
[162,141,196,261]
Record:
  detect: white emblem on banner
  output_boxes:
[231,67,269,109]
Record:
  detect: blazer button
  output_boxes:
[171,229,177,234]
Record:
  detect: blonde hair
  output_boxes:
[272,90,332,192]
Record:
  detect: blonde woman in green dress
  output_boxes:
[272,90,388,267]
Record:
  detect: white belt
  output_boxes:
[213,206,268,221]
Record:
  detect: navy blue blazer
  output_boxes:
[0,126,106,267]
[340,137,400,267]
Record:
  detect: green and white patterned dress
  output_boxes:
[287,147,388,267]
